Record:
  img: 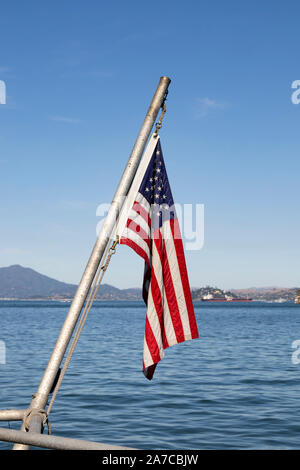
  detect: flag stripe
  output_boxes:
[162,288,178,346]
[115,134,159,239]
[126,219,150,248]
[161,237,185,344]
[149,258,170,349]
[134,194,151,216]
[152,232,175,348]
[144,315,162,365]
[128,208,151,236]
[132,201,151,228]
[162,221,193,340]
[118,136,198,379]
[170,219,199,339]
[122,225,150,258]
[120,236,150,265]
[145,282,164,364]
[143,331,154,367]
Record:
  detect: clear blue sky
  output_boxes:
[0,1,299,289]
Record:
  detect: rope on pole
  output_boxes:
[23,408,51,435]
[153,90,168,138]
[46,237,119,418]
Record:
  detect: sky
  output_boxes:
[0,1,299,290]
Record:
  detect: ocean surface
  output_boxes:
[1,300,300,450]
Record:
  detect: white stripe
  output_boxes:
[151,238,177,346]
[127,210,151,237]
[143,338,153,369]
[116,134,159,238]
[162,286,178,346]
[134,193,151,214]
[146,287,164,356]
[122,226,150,259]
[162,221,192,340]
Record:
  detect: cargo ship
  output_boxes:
[295,289,300,304]
[201,293,252,302]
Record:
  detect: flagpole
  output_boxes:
[13,76,171,449]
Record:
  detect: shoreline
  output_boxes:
[0,298,297,304]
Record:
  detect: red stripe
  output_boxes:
[126,219,150,248]
[152,228,185,344]
[152,231,169,349]
[150,266,169,349]
[144,316,161,365]
[170,219,199,339]
[152,228,163,263]
[161,234,185,344]
[120,237,150,265]
[132,201,151,228]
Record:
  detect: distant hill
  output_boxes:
[0,265,298,302]
[192,285,298,302]
[191,286,238,300]
[0,265,142,300]
[231,287,298,302]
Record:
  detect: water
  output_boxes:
[0,300,300,450]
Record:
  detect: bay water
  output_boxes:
[0,300,300,450]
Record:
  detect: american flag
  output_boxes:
[117,135,199,379]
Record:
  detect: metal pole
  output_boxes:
[0,410,25,421]
[13,76,171,449]
[0,427,135,450]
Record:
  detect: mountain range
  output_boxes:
[0,265,142,300]
[0,265,298,302]
[192,286,298,302]
[231,287,298,302]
